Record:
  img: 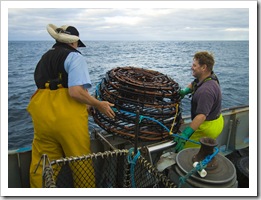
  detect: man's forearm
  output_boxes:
[190,114,206,130]
[68,85,100,106]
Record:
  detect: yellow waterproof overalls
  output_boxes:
[27,87,95,187]
[184,114,224,149]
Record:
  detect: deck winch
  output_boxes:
[92,66,182,141]
[156,137,238,188]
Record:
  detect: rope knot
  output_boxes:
[127,147,141,165]
[127,147,141,188]
[139,115,144,123]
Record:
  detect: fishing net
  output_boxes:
[92,66,182,141]
[43,149,176,188]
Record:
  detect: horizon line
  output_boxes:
[8,39,249,42]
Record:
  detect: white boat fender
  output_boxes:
[193,162,207,178]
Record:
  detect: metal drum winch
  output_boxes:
[156,137,238,188]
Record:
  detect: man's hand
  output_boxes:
[87,105,92,115]
[179,87,192,99]
[97,101,115,119]
[68,85,115,119]
[173,126,194,152]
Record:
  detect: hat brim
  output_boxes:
[47,24,86,47]
[78,39,86,47]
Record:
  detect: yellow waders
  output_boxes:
[184,114,224,149]
[27,88,95,188]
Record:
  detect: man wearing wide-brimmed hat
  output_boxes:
[27,24,115,188]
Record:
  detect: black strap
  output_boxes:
[191,72,219,95]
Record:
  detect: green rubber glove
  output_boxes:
[174,126,195,152]
[179,87,192,99]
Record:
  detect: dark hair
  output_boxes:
[194,51,215,71]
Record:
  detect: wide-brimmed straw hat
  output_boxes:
[47,24,86,47]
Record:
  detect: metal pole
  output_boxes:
[134,109,140,154]
[226,119,233,151]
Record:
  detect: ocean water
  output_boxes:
[8,40,249,150]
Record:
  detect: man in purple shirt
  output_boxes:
[174,51,224,152]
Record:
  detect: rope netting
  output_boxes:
[43,149,176,188]
[92,66,182,141]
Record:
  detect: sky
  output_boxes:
[3,1,253,41]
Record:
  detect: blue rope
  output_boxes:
[200,147,219,166]
[113,107,200,145]
[116,108,171,132]
[96,82,102,100]
[127,147,141,188]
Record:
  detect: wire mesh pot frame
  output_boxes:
[92,66,183,142]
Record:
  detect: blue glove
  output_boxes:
[179,87,192,99]
[174,126,195,152]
